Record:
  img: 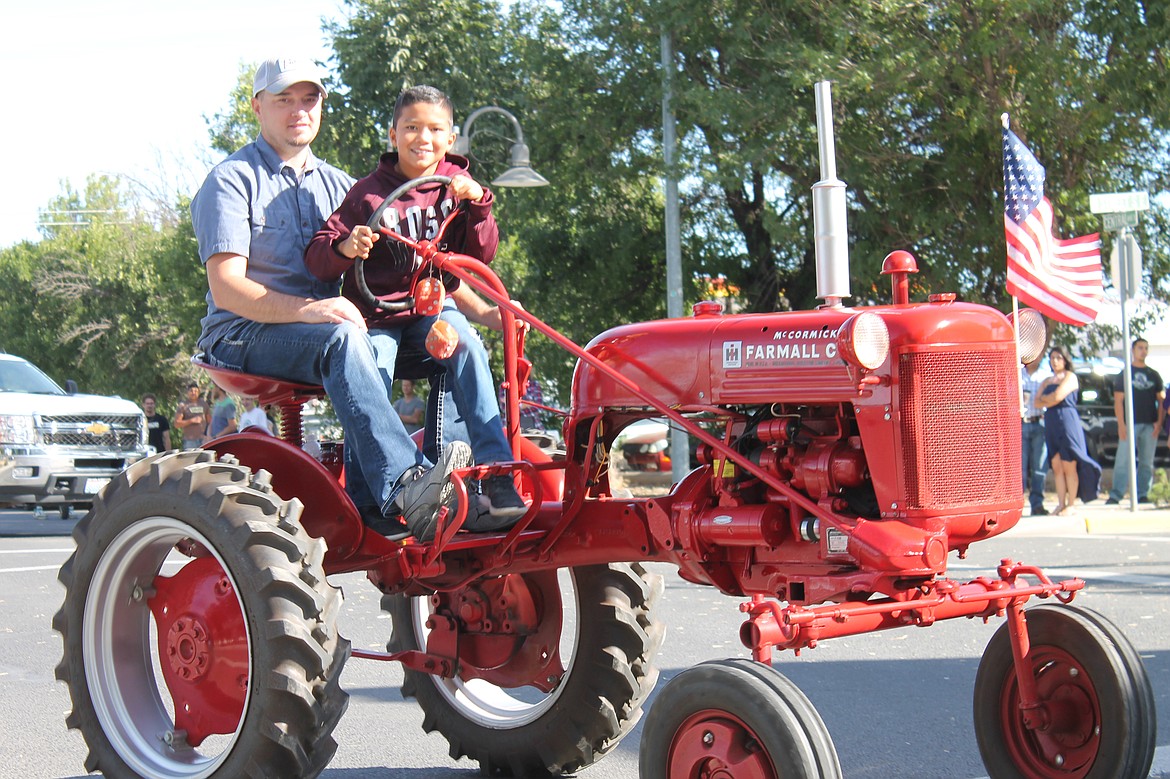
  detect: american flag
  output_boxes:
[1003,127,1103,326]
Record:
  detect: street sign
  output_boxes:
[1110,235,1142,301]
[1103,211,1139,231]
[1089,191,1149,215]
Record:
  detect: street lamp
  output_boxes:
[452,106,549,188]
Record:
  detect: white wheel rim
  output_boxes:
[413,569,579,727]
[82,517,251,778]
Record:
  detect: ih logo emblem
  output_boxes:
[722,341,742,369]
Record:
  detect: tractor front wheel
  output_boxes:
[973,603,1155,779]
[54,450,349,779]
[639,658,841,779]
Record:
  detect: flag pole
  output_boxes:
[1002,112,1027,417]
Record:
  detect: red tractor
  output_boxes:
[54,84,1154,779]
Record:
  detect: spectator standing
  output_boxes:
[499,377,545,431]
[1036,346,1101,515]
[174,383,209,450]
[209,386,238,438]
[1020,356,1049,516]
[394,380,425,435]
[239,397,273,435]
[141,393,171,452]
[1107,338,1165,504]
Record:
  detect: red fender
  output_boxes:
[207,434,402,572]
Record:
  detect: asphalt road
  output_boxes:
[2,507,1168,778]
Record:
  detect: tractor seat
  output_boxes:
[193,344,440,407]
[193,356,325,408]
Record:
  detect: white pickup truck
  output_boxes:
[0,352,148,518]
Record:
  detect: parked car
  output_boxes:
[0,353,148,517]
[523,429,566,461]
[615,420,672,472]
[1075,367,1169,468]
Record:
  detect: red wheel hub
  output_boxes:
[431,571,567,692]
[1000,647,1100,778]
[668,711,776,779]
[148,555,248,746]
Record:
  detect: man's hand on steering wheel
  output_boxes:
[339,225,379,260]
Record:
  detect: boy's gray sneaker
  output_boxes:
[394,441,472,541]
[477,474,528,520]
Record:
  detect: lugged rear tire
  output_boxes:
[386,562,665,775]
[53,450,349,778]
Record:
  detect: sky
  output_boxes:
[0,0,346,248]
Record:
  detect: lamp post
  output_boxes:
[451,106,549,188]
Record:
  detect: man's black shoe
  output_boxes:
[479,474,528,520]
[1031,506,1049,516]
[394,441,473,541]
[1138,495,1151,504]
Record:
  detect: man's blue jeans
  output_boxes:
[199,319,427,516]
[1109,423,1157,500]
[1022,420,1046,512]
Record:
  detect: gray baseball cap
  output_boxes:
[252,57,327,98]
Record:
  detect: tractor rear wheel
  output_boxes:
[639,658,842,779]
[385,562,665,775]
[973,603,1155,779]
[53,450,349,779]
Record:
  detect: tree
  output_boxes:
[316,0,673,405]
[559,0,1170,327]
[205,62,261,157]
[0,176,205,403]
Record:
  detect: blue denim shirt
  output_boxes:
[191,135,354,347]
[1020,365,1049,421]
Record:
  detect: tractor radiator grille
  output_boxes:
[38,414,143,450]
[898,349,1019,510]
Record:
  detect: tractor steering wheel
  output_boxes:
[354,175,461,313]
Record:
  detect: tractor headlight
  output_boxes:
[837,312,890,370]
[1008,308,1047,364]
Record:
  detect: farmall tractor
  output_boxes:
[55,83,1155,779]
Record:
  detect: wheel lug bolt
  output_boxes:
[1054,754,1064,767]
[703,731,715,746]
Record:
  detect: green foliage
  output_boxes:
[205,62,261,156]
[0,175,205,408]
[555,0,1170,325]
[1150,469,1170,508]
[315,0,520,176]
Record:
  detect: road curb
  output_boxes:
[1083,511,1170,535]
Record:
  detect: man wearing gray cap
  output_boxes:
[190,57,471,542]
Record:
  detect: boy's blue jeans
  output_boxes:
[199,319,427,517]
[345,300,512,512]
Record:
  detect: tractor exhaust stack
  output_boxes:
[812,81,850,308]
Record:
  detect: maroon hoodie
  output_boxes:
[305,152,499,327]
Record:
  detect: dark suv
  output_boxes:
[1075,368,1169,468]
